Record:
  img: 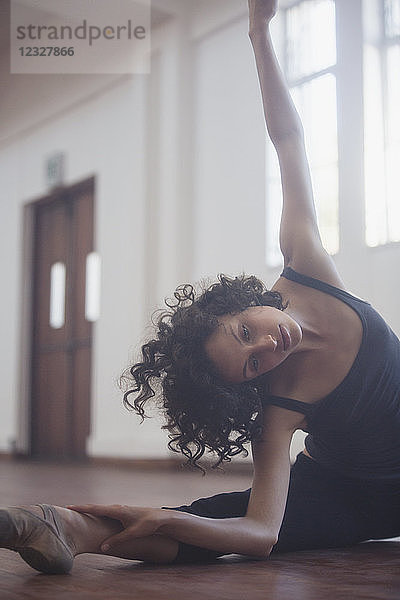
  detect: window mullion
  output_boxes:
[288,65,337,88]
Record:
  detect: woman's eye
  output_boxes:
[251,357,259,372]
[242,325,250,341]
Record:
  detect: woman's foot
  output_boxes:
[0,504,75,574]
[0,503,176,572]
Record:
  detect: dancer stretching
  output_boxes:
[1,0,399,574]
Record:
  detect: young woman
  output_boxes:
[1,0,400,574]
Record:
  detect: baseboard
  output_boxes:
[0,451,13,461]
[89,455,253,474]
[0,450,253,474]
[89,455,183,471]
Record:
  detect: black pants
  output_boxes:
[164,453,400,563]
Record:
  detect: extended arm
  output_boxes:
[68,505,276,559]
[159,406,299,558]
[69,406,300,559]
[249,0,343,286]
[249,0,303,144]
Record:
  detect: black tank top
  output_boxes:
[263,267,400,481]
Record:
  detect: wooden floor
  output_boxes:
[1,458,399,600]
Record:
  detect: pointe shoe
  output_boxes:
[0,504,74,574]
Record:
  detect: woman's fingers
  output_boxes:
[100,527,142,552]
[66,504,163,550]
[248,0,278,25]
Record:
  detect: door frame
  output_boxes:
[15,176,95,458]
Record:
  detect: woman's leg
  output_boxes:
[273,454,370,552]
[56,505,180,562]
[6,456,398,572]
[163,453,395,562]
[1,504,179,571]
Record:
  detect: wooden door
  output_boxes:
[30,178,94,459]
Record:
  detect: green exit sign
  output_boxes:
[46,152,65,188]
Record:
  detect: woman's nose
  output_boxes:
[254,334,278,353]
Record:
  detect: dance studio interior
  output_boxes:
[1,0,399,597]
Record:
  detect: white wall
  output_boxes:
[193,17,267,281]
[0,71,172,457]
[1,0,400,461]
[0,145,20,452]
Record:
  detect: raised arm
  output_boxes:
[249,0,343,286]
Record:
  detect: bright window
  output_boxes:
[364,0,400,246]
[266,0,338,267]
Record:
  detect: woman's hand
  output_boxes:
[248,0,278,30]
[67,504,167,551]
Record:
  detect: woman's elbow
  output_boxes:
[247,533,278,560]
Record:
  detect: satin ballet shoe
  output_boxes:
[0,504,74,574]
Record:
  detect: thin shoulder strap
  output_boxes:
[281,267,369,306]
[262,395,313,416]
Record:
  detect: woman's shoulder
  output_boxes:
[272,254,346,294]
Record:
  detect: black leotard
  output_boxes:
[263,267,400,481]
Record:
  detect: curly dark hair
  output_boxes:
[121,274,286,471]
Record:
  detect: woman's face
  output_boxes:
[204,306,302,383]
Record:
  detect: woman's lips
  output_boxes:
[279,325,291,352]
